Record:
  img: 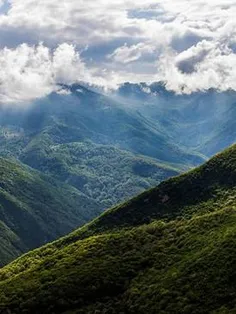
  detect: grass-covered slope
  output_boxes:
[1,145,236,313]
[0,158,100,266]
[1,209,236,314]
[62,143,236,240]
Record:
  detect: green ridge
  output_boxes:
[0,158,101,266]
[0,86,205,213]
[1,144,236,313]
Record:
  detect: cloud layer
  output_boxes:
[0,0,235,102]
[0,43,88,104]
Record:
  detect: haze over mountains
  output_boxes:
[0,82,205,209]
[0,83,236,256]
[0,82,236,265]
[115,82,236,156]
[1,81,236,170]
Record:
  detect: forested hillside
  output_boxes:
[0,84,203,210]
[1,145,236,313]
[0,157,100,266]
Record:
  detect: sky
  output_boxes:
[0,0,235,104]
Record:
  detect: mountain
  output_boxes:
[22,141,181,208]
[0,157,101,266]
[116,82,236,157]
[1,82,236,268]
[1,144,236,313]
[0,84,203,210]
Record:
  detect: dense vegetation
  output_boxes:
[0,84,204,266]
[0,83,235,218]
[2,83,224,267]
[22,140,181,208]
[0,84,205,212]
[0,157,101,266]
[1,144,236,313]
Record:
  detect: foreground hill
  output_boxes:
[0,158,100,266]
[1,145,236,313]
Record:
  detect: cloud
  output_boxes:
[0,0,159,46]
[108,43,155,64]
[0,0,235,98]
[157,40,236,94]
[150,0,236,93]
[0,43,89,105]
[175,41,213,74]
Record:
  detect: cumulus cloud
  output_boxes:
[0,0,159,46]
[108,43,155,64]
[156,40,236,94]
[0,43,89,105]
[0,0,235,98]
[152,0,236,93]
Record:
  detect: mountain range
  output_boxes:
[115,82,236,156]
[1,82,236,266]
[1,144,236,313]
[0,84,200,207]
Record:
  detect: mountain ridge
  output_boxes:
[0,157,101,266]
[1,144,236,313]
[0,83,204,211]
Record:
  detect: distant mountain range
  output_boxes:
[1,82,236,265]
[115,82,236,156]
[1,144,236,313]
[0,83,204,212]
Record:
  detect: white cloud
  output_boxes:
[0,43,88,105]
[0,0,235,97]
[0,0,159,45]
[109,43,155,64]
[157,40,236,93]
[151,0,236,93]
[56,88,72,96]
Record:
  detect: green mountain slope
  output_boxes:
[21,140,181,208]
[0,158,100,266]
[0,85,204,211]
[1,145,236,313]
